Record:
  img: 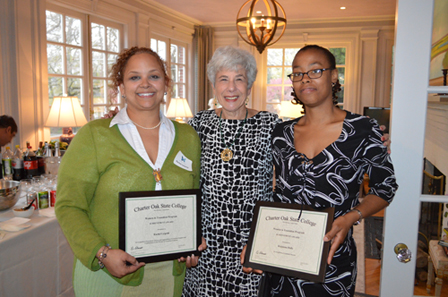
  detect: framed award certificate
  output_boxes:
[119,189,202,263]
[244,201,334,282]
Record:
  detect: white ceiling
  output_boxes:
[149,0,397,24]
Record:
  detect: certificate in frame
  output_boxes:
[119,189,201,263]
[244,201,334,282]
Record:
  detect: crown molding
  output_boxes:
[135,0,202,25]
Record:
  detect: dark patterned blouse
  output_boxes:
[269,111,398,297]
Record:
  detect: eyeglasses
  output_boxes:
[287,68,334,82]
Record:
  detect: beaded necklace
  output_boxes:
[131,119,161,130]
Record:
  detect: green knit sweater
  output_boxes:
[55,118,201,288]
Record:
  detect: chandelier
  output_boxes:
[236,0,287,54]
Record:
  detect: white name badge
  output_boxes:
[174,151,193,171]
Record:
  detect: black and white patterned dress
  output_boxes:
[269,111,398,297]
[183,110,281,296]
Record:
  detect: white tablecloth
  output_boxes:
[0,207,74,297]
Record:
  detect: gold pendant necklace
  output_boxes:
[219,109,248,162]
[153,169,163,182]
[220,148,233,162]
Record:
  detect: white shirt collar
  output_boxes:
[109,105,172,131]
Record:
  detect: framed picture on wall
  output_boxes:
[429,0,448,86]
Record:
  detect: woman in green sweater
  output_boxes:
[55,47,202,296]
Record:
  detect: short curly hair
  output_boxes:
[207,46,258,89]
[109,46,171,98]
[290,45,342,112]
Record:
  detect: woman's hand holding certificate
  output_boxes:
[119,189,202,263]
[242,202,334,282]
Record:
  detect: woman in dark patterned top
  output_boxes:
[182,46,281,296]
[264,45,398,296]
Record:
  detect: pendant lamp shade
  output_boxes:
[236,0,287,54]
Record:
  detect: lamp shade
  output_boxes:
[45,96,88,127]
[166,98,194,119]
[279,100,303,119]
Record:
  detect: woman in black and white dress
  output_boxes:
[265,45,398,296]
[182,46,281,296]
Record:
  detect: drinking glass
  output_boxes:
[32,176,42,186]
[18,179,32,203]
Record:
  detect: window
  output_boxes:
[90,20,121,119]
[151,37,188,112]
[329,47,346,107]
[45,9,123,134]
[170,43,187,99]
[266,48,300,114]
[46,11,84,106]
[265,46,347,114]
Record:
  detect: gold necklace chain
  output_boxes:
[219,109,248,162]
[131,119,162,130]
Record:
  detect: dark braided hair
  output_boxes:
[290,45,342,113]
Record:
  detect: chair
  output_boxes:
[427,240,448,296]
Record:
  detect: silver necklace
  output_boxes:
[131,119,162,130]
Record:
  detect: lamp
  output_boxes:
[279,100,304,119]
[236,0,287,54]
[45,96,88,144]
[166,98,194,123]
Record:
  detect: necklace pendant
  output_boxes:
[221,148,233,162]
[153,169,163,182]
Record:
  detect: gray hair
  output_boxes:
[207,46,258,89]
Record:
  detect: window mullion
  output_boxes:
[62,13,67,97]
[86,15,94,121]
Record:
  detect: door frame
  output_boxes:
[380,0,448,296]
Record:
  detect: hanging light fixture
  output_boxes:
[236,0,287,54]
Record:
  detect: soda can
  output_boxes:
[50,190,56,207]
[38,190,49,209]
[27,191,38,210]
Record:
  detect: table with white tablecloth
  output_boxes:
[0,207,74,297]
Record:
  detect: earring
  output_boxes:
[332,82,335,87]
[164,92,167,95]
[291,88,298,99]
[245,98,249,105]
[122,95,126,99]
[291,88,303,104]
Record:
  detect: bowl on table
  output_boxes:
[0,180,21,210]
[12,205,35,218]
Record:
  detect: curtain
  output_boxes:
[192,25,214,113]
